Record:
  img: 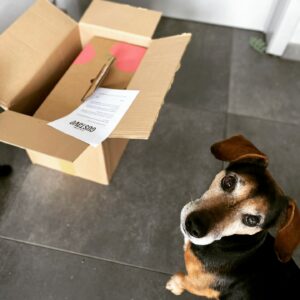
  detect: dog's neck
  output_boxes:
[190,231,269,273]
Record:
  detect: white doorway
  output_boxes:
[116,0,300,57]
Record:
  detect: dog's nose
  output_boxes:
[185,212,208,238]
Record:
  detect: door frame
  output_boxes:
[266,0,300,56]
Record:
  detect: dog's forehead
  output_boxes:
[226,163,265,180]
[228,164,270,195]
[241,196,269,213]
[209,168,257,195]
[204,168,270,228]
[211,167,257,183]
[206,165,272,209]
[228,164,283,196]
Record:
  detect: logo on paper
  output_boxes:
[69,120,96,132]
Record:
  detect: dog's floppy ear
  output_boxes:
[275,199,300,262]
[211,135,268,167]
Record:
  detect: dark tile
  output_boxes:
[229,29,300,125]
[154,18,232,112]
[0,238,200,300]
[0,144,31,217]
[0,104,225,274]
[227,113,300,266]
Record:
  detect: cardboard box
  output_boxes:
[0,0,191,184]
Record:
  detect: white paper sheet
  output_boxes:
[48,88,139,147]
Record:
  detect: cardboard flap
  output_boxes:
[0,0,80,113]
[79,0,161,46]
[0,111,88,162]
[109,33,191,139]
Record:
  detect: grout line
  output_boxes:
[0,235,172,276]
[222,112,229,170]
[227,27,236,118]
[226,29,300,129]
[164,101,228,117]
[223,111,229,139]
[222,28,235,169]
[227,111,300,129]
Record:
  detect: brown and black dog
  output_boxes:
[166,135,300,299]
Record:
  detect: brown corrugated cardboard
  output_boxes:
[111,33,191,139]
[79,0,161,46]
[0,110,87,161]
[30,36,139,168]
[0,0,191,184]
[34,37,137,122]
[0,0,81,114]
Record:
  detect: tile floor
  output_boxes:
[1,16,300,300]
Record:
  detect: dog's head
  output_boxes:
[181,135,300,262]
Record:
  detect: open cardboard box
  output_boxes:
[0,0,191,185]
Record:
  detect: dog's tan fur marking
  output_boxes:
[167,135,300,298]
[245,197,268,213]
[189,172,270,238]
[166,242,219,299]
[233,174,256,202]
[203,172,257,208]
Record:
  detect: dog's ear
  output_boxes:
[211,135,268,167]
[275,199,300,262]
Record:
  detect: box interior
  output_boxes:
[0,0,191,163]
[0,0,161,116]
[34,36,146,122]
[32,35,144,162]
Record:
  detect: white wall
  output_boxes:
[0,0,34,32]
[0,0,279,32]
[115,0,277,31]
[291,22,300,44]
[56,0,91,21]
[0,0,91,32]
[1,0,298,57]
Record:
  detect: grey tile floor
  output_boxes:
[1,17,300,300]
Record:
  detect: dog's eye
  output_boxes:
[221,175,237,192]
[242,214,261,227]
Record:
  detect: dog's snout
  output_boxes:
[185,212,209,239]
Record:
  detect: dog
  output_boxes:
[166,135,300,299]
